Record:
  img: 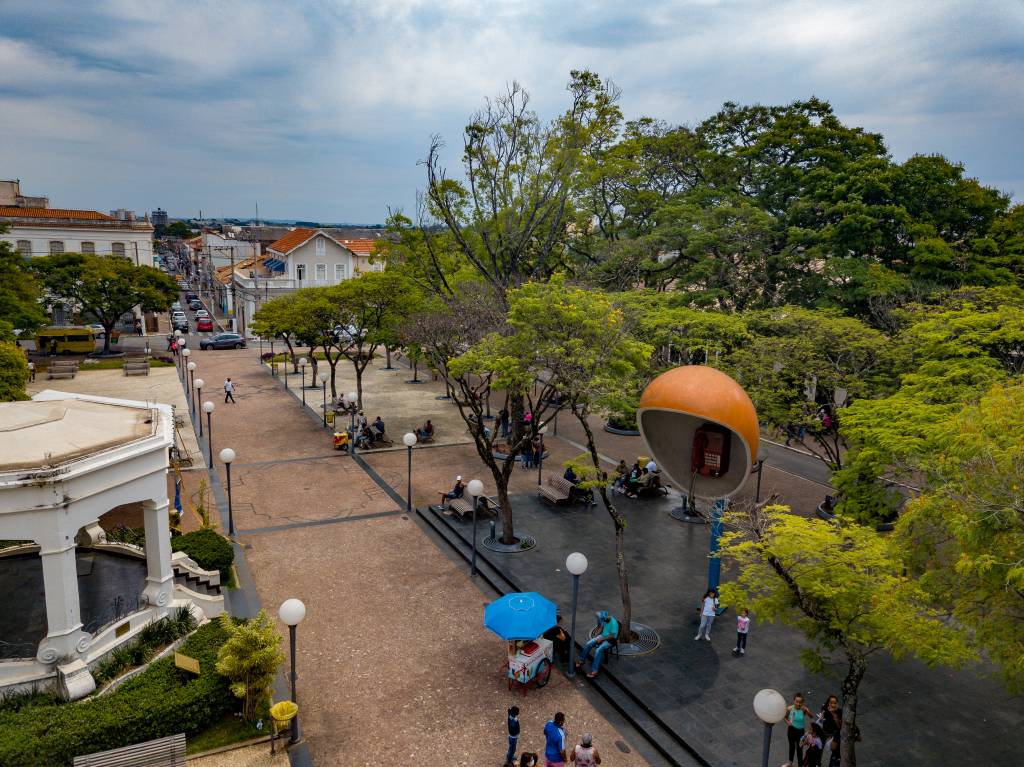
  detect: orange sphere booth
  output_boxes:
[637,366,759,500]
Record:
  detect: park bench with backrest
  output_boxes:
[447,494,497,521]
[73,732,186,766]
[47,360,79,379]
[538,474,580,506]
[122,359,150,376]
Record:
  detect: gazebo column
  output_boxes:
[141,498,175,609]
[36,542,90,664]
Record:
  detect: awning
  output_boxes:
[263,258,285,272]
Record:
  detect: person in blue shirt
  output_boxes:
[505,705,520,765]
[543,712,567,766]
[575,611,619,678]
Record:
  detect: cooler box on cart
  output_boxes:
[508,637,553,684]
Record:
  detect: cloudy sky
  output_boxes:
[1,0,1021,223]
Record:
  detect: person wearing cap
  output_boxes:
[570,732,601,765]
[575,610,619,679]
[437,475,465,507]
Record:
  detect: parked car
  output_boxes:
[88,323,106,339]
[188,299,203,310]
[201,332,245,350]
[195,309,210,318]
[196,317,214,332]
[171,302,183,312]
[185,291,198,301]
[331,324,367,344]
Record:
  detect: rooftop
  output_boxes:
[0,206,113,221]
[266,227,317,255]
[0,398,157,471]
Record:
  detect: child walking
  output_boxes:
[732,608,750,655]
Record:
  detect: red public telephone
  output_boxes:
[690,424,731,477]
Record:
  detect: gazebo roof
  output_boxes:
[0,398,158,471]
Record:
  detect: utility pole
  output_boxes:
[229,246,236,333]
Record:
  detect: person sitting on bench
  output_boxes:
[564,466,597,506]
[437,475,465,506]
[355,425,375,449]
[416,419,434,440]
[373,416,386,440]
[576,610,619,678]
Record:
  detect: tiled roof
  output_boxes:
[0,206,114,221]
[267,227,317,255]
[338,238,381,256]
[214,255,260,284]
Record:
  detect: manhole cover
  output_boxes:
[483,534,537,553]
[591,622,660,656]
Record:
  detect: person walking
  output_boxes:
[498,408,510,438]
[543,712,567,767]
[818,695,843,767]
[27,359,35,382]
[695,588,719,641]
[784,692,812,767]
[223,378,236,403]
[505,706,520,766]
[732,608,751,655]
[570,732,601,765]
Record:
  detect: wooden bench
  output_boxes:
[73,733,186,766]
[538,474,577,506]
[47,361,79,380]
[122,359,150,376]
[447,495,497,521]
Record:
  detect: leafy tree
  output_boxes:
[163,221,196,239]
[0,341,29,401]
[726,307,896,470]
[30,254,178,355]
[250,291,313,376]
[0,227,47,336]
[897,384,1024,692]
[719,504,972,767]
[215,611,283,722]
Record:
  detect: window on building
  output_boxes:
[335,263,347,282]
[296,264,306,282]
[315,263,326,282]
[111,242,126,257]
[315,238,326,256]
[16,240,31,256]
[81,241,95,254]
[49,241,64,254]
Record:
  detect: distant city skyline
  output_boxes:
[1,0,1021,223]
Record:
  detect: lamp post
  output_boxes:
[319,371,329,428]
[754,457,766,503]
[402,432,417,512]
[219,448,236,536]
[187,361,196,416]
[278,599,306,745]
[753,689,787,767]
[536,426,547,486]
[466,479,484,576]
[179,344,190,382]
[270,339,276,376]
[284,352,289,390]
[202,401,214,468]
[565,552,588,678]
[298,357,307,406]
[194,380,204,436]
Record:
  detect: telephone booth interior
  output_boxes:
[637,366,759,500]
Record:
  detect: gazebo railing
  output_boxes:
[82,594,141,636]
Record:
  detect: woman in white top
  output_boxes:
[695,588,719,641]
[570,732,601,766]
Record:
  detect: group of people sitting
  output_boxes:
[562,466,597,506]
[612,458,663,497]
[353,412,389,448]
[415,419,434,441]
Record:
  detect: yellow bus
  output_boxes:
[35,326,100,354]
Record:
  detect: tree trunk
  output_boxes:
[385,345,392,368]
[840,649,866,767]
[577,409,633,637]
[102,322,114,355]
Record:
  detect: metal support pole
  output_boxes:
[197,393,204,437]
[270,340,275,375]
[567,573,580,677]
[289,624,301,744]
[406,446,413,512]
[707,497,726,589]
[470,495,479,576]
[206,414,213,469]
[755,458,765,503]
[189,370,195,416]
[321,382,327,428]
[760,722,772,767]
[537,436,544,486]
[300,369,306,406]
[226,463,234,536]
[284,357,289,390]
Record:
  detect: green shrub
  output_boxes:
[0,620,235,765]
[171,529,233,581]
[92,607,197,685]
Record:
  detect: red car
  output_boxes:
[196,317,214,332]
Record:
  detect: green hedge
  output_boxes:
[170,529,233,581]
[0,621,235,765]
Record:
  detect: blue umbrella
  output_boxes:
[484,592,558,641]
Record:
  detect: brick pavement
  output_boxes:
[180,349,653,767]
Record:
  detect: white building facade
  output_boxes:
[0,207,155,266]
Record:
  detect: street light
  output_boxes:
[180,345,190,383]
[466,479,484,576]
[278,598,306,745]
[536,425,547,486]
[753,689,788,767]
[566,552,588,678]
[270,338,276,376]
[187,361,197,415]
[298,357,308,406]
[219,448,236,536]
[402,432,417,512]
[202,401,214,468]
[318,371,329,428]
[194,379,205,436]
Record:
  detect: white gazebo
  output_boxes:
[0,392,222,699]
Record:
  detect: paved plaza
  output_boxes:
[41,343,1021,766]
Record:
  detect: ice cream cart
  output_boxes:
[484,592,558,694]
[506,637,553,692]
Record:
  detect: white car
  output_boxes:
[195,309,210,318]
